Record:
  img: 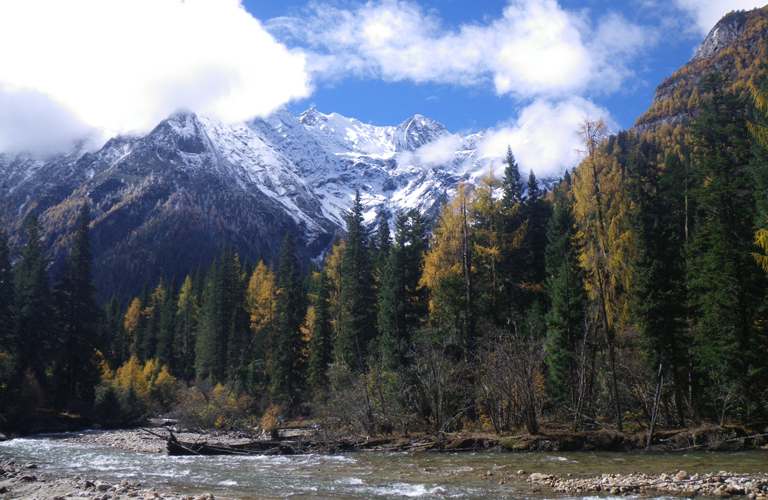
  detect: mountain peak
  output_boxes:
[393,115,449,152]
[150,109,210,154]
[693,10,749,62]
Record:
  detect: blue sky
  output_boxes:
[0,0,763,175]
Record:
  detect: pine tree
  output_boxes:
[102,296,128,370]
[522,170,552,294]
[195,259,227,382]
[14,215,55,389]
[544,185,584,406]
[378,209,429,369]
[308,271,333,390]
[175,274,199,381]
[0,231,14,358]
[686,72,767,416]
[156,277,178,370]
[628,143,690,425]
[222,249,249,383]
[337,191,377,370]
[499,148,529,323]
[502,146,525,208]
[271,232,307,408]
[373,211,391,277]
[52,203,101,409]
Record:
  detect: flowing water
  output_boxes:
[1,433,766,499]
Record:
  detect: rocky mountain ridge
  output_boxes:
[0,105,495,300]
[635,7,768,133]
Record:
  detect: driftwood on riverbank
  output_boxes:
[156,424,768,457]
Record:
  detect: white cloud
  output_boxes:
[411,134,463,166]
[273,0,651,100]
[0,0,311,154]
[674,0,765,35]
[479,97,614,178]
[0,88,95,155]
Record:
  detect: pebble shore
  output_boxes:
[64,429,253,454]
[0,459,217,500]
[528,470,768,498]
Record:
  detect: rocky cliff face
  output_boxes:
[634,7,768,133]
[693,11,749,62]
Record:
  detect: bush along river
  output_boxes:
[0,429,767,500]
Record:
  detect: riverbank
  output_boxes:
[4,428,768,499]
[0,459,217,500]
[528,471,768,499]
[66,424,768,454]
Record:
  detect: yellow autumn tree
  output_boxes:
[124,297,142,354]
[248,260,277,333]
[246,260,277,383]
[421,181,476,341]
[323,239,345,340]
[571,117,635,432]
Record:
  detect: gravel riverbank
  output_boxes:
[0,459,216,500]
[528,470,768,498]
[9,429,768,499]
[64,429,253,454]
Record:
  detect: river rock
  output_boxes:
[676,471,690,481]
[529,473,552,482]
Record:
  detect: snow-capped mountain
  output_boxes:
[0,107,499,300]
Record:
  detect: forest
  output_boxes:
[1,71,768,437]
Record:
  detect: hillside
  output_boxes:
[635,7,768,133]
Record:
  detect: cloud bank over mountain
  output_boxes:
[0,0,311,153]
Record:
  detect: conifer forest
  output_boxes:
[2,71,768,437]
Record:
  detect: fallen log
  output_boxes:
[166,432,311,456]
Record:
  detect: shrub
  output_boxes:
[172,383,256,430]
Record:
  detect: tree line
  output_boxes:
[1,71,768,434]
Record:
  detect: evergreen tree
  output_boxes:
[195,259,227,381]
[499,148,529,323]
[378,209,429,369]
[522,170,553,292]
[175,274,200,381]
[308,271,334,390]
[53,203,101,410]
[0,231,14,357]
[101,296,128,369]
[337,191,377,370]
[270,232,307,407]
[14,215,55,389]
[138,281,165,363]
[628,143,691,425]
[132,283,151,360]
[686,72,767,416]
[374,211,391,276]
[222,248,249,383]
[156,277,178,369]
[544,185,584,406]
[502,146,525,208]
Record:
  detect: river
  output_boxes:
[1,433,766,499]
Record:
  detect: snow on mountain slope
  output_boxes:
[0,106,502,241]
[239,107,497,228]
